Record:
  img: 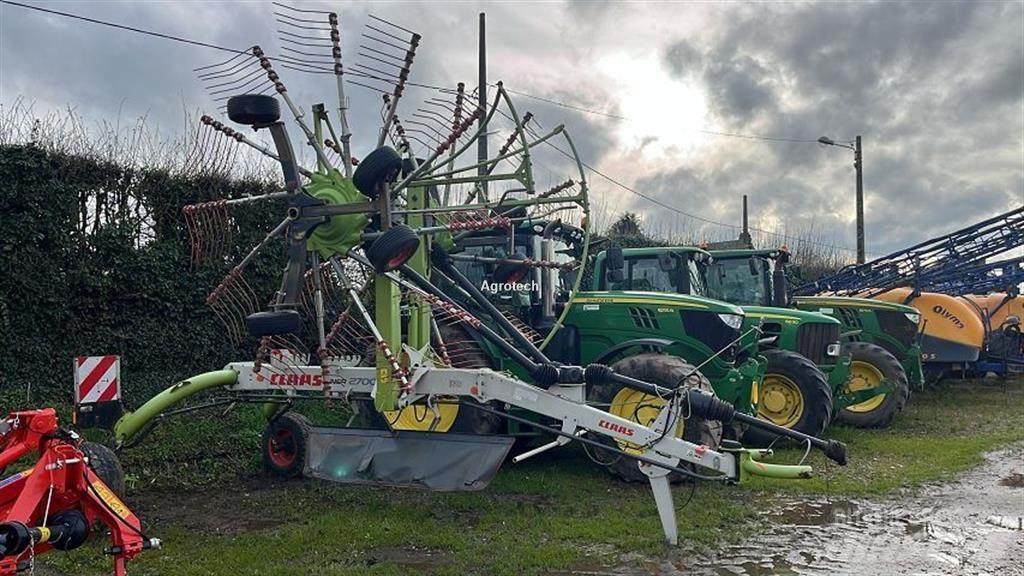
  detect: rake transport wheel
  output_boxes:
[588,354,722,483]
[379,322,504,434]
[352,146,403,198]
[261,412,312,478]
[745,349,833,447]
[835,341,909,428]
[82,442,126,498]
[366,224,420,272]
[226,94,281,125]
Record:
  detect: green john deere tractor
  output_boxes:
[590,246,843,443]
[706,247,917,428]
[379,221,770,481]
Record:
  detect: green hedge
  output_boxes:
[0,144,282,407]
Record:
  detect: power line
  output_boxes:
[499,85,821,144]
[0,0,244,54]
[2,0,860,254]
[0,0,452,93]
[507,111,860,253]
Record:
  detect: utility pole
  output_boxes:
[477,12,488,200]
[818,134,866,263]
[739,194,752,248]
[854,135,865,264]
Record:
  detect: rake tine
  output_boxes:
[368,14,417,35]
[275,18,331,32]
[197,57,260,81]
[275,51,335,67]
[280,44,333,59]
[350,63,399,82]
[347,79,390,94]
[363,25,410,47]
[358,44,408,65]
[272,1,330,14]
[194,50,249,72]
[272,10,324,24]
[357,51,406,70]
[252,46,334,171]
[278,35,334,49]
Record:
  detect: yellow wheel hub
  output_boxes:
[384,402,460,433]
[608,387,682,454]
[845,361,886,413]
[757,375,804,428]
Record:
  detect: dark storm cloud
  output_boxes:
[648,1,1023,256]
[1,1,1020,258]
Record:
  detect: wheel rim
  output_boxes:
[608,387,682,454]
[845,360,887,413]
[385,243,418,270]
[757,374,805,428]
[384,402,460,433]
[267,428,297,468]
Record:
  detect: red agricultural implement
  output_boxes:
[0,409,158,576]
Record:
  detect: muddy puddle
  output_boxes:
[649,445,1024,576]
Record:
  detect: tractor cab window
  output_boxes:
[607,254,703,294]
[704,257,771,306]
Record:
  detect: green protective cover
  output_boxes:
[305,170,371,259]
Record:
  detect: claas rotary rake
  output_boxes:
[71,6,847,545]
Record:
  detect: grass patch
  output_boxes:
[747,377,1024,494]
[25,378,1024,575]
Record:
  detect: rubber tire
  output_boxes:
[246,309,303,337]
[366,225,420,272]
[227,94,280,125]
[835,341,910,428]
[261,412,312,478]
[587,354,722,484]
[492,254,530,284]
[82,442,126,498]
[353,146,403,198]
[368,322,505,434]
[744,349,833,447]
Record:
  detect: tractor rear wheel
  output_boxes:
[82,442,126,498]
[835,341,909,428]
[588,354,722,484]
[745,349,833,447]
[262,412,312,478]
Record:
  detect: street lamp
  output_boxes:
[819,135,865,264]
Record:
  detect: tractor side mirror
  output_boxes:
[658,252,676,272]
[606,247,624,271]
[748,256,760,276]
[605,247,625,285]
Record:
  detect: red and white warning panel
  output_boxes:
[74,355,121,405]
[74,355,125,430]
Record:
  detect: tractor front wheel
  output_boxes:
[745,349,833,446]
[835,341,909,428]
[588,353,722,483]
[262,412,312,478]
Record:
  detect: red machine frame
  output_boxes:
[0,409,153,576]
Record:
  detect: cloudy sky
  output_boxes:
[1,0,1022,259]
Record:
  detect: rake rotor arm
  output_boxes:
[428,245,550,366]
[576,365,848,466]
[382,260,541,372]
